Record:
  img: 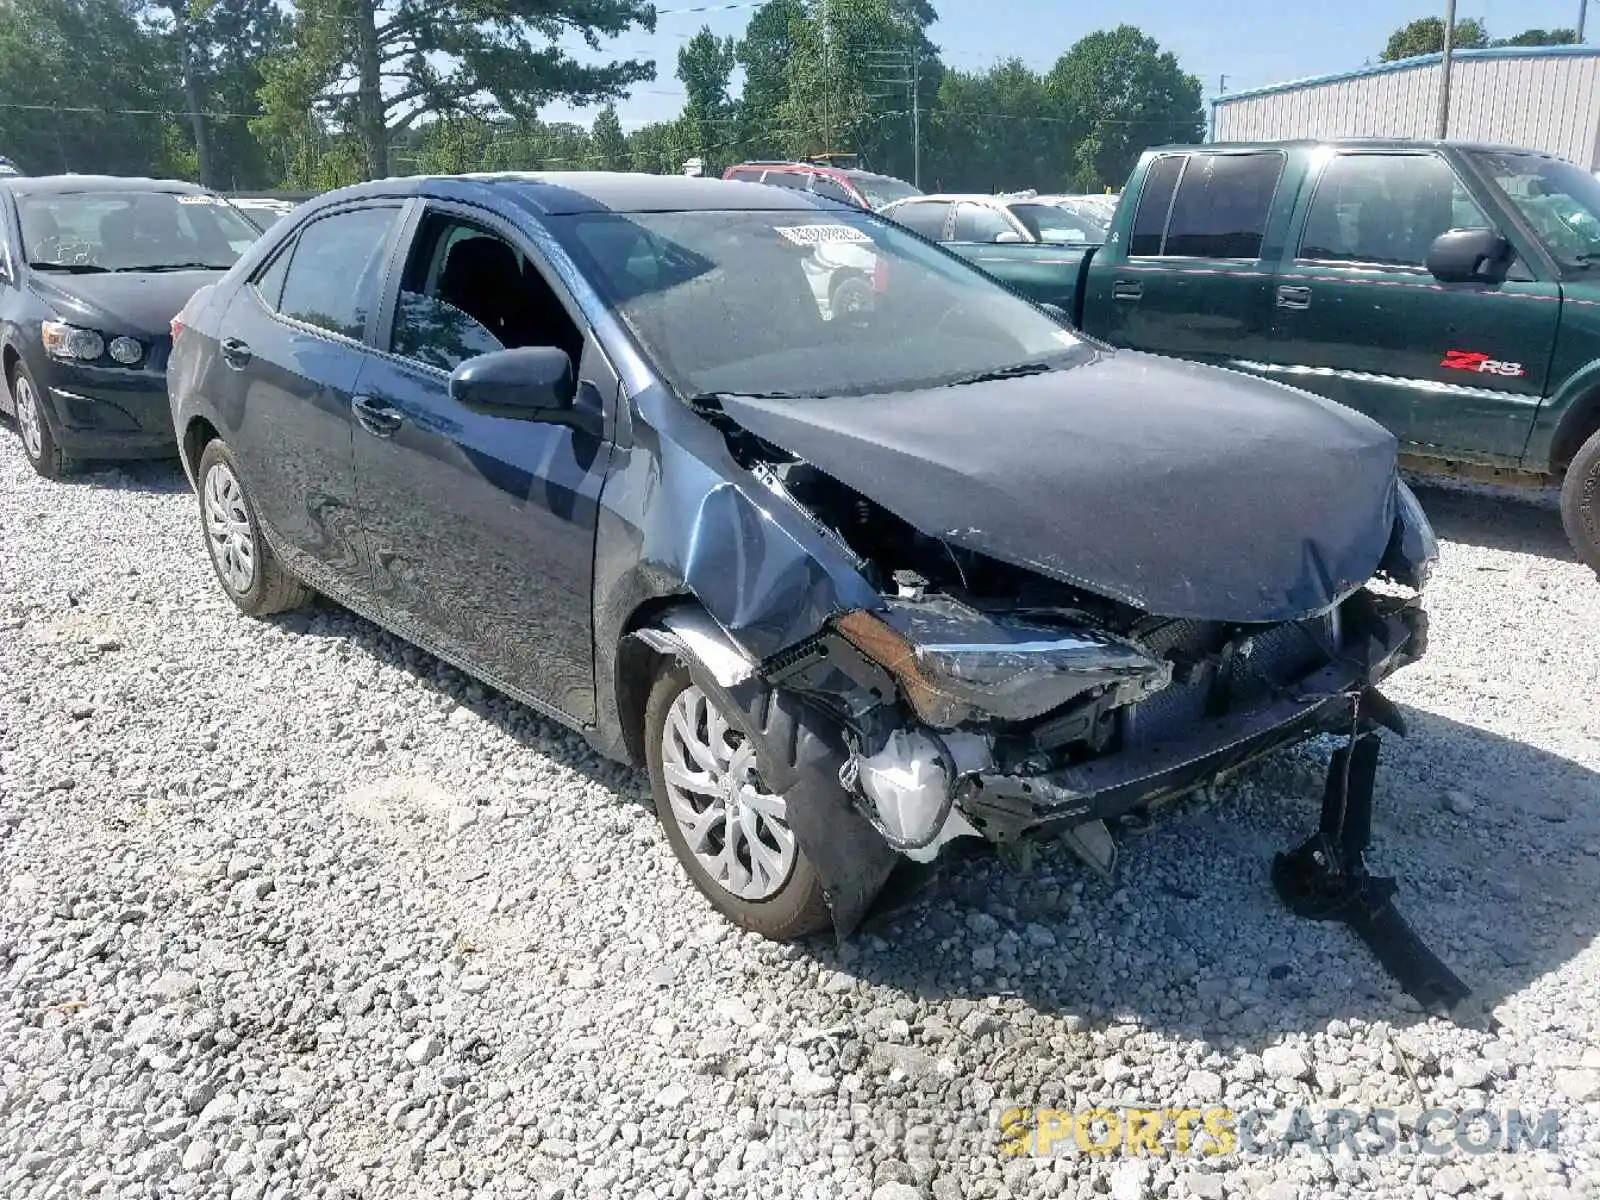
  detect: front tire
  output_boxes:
[196,439,311,616]
[644,663,829,939]
[1560,425,1600,576]
[9,362,72,479]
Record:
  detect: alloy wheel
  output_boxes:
[660,683,797,901]
[13,374,43,461]
[202,462,257,594]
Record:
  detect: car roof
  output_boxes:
[887,193,1007,206]
[0,174,211,196]
[313,171,834,215]
[1169,138,1562,158]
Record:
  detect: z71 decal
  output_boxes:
[1441,350,1527,377]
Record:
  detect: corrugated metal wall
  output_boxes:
[1213,50,1600,168]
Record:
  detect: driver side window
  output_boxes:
[389,212,583,374]
[1299,153,1489,268]
[952,203,1015,243]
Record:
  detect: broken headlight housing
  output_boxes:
[837,601,1171,729]
[1379,480,1438,592]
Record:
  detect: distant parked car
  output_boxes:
[0,175,261,476]
[226,196,301,231]
[0,156,22,178]
[882,193,1108,245]
[722,161,921,212]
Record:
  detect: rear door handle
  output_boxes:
[351,394,403,438]
[220,337,251,369]
[1111,280,1143,302]
[1276,285,1313,310]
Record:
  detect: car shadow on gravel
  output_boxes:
[835,706,1600,1053]
[63,458,191,496]
[1411,481,1574,562]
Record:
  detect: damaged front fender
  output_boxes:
[631,609,901,938]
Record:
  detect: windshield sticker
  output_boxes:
[176,195,224,205]
[776,224,873,247]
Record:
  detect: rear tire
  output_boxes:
[196,439,311,616]
[645,662,829,940]
[1560,425,1600,576]
[9,361,73,479]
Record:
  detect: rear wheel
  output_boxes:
[1560,426,1600,576]
[9,362,71,479]
[645,663,829,939]
[196,439,311,616]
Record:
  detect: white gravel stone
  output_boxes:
[0,453,1596,1199]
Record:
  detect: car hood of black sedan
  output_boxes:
[29,269,225,339]
[716,352,1401,624]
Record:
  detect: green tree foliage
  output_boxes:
[254,0,657,180]
[1381,17,1491,61]
[926,59,1054,192]
[591,104,628,170]
[1045,26,1204,191]
[1494,28,1579,48]
[0,0,181,176]
[677,26,737,165]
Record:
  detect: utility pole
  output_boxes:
[1435,0,1456,139]
[1580,0,1588,44]
[911,51,921,188]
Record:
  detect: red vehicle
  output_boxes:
[721,160,922,211]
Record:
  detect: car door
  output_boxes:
[1092,150,1286,367]
[215,202,405,595]
[1265,150,1558,461]
[349,202,614,724]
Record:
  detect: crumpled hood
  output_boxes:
[29,269,224,339]
[718,351,1400,623]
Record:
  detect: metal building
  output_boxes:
[1211,45,1600,168]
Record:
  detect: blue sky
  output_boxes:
[546,0,1593,129]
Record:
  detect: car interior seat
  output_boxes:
[437,236,536,348]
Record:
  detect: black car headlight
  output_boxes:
[1380,480,1438,592]
[837,602,1171,728]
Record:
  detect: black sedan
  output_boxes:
[0,175,259,476]
[166,173,1440,968]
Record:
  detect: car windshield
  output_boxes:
[1472,150,1600,268]
[850,173,922,210]
[550,209,1085,400]
[1008,202,1108,244]
[18,189,259,272]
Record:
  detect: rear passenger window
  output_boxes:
[276,206,399,339]
[811,176,854,204]
[762,171,809,190]
[251,242,292,309]
[1162,153,1283,259]
[891,201,952,240]
[727,169,762,182]
[1129,155,1183,256]
[952,203,1015,243]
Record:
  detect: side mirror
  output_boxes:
[993,230,1025,244]
[1426,228,1514,284]
[449,346,575,420]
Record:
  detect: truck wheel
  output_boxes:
[196,439,312,616]
[644,662,830,940]
[1560,425,1600,576]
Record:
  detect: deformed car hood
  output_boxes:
[717,352,1400,623]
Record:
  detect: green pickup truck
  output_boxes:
[938,139,1600,572]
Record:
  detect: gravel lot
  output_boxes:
[1,435,1597,1200]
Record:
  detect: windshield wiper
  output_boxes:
[686,390,813,413]
[115,262,228,273]
[28,261,109,274]
[938,361,1059,387]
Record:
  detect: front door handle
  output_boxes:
[1111,280,1143,302]
[220,337,251,369]
[351,394,404,438]
[1276,285,1313,310]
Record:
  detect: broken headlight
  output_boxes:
[1380,480,1438,591]
[836,601,1171,729]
